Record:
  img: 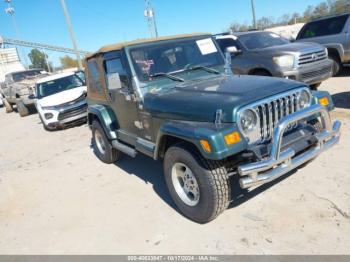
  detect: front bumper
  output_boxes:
[40,100,88,129]
[237,104,341,189]
[280,59,333,85]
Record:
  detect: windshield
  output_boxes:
[130,37,224,82]
[37,74,84,99]
[239,32,289,50]
[12,70,43,82]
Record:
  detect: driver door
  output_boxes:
[103,51,141,142]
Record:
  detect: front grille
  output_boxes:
[255,90,305,142]
[298,50,327,66]
[58,103,88,121]
[301,66,331,80]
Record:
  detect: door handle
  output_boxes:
[118,89,132,101]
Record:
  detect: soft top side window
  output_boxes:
[103,51,130,90]
[86,58,103,94]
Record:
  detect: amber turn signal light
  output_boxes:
[319,97,329,106]
[224,131,241,145]
[200,140,211,153]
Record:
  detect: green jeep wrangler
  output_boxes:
[85,33,341,223]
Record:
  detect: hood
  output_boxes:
[143,75,305,123]
[253,42,324,55]
[38,86,87,107]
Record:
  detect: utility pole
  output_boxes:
[60,0,82,69]
[144,0,158,38]
[41,48,51,72]
[251,0,257,29]
[4,0,29,68]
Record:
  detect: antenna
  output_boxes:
[144,0,158,38]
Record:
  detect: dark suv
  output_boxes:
[296,13,350,75]
[215,31,333,89]
[86,33,340,223]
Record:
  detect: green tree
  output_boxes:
[257,16,274,29]
[59,55,79,69]
[227,0,350,33]
[314,2,330,17]
[28,49,50,71]
[329,0,350,14]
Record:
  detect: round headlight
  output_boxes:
[240,109,258,133]
[299,90,311,109]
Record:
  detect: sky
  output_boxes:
[0,0,323,66]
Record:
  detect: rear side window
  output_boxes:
[297,14,349,39]
[104,52,130,90]
[86,58,103,94]
[216,38,241,52]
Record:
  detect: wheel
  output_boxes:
[92,120,120,164]
[164,143,231,223]
[329,54,342,76]
[4,99,13,113]
[310,83,321,90]
[16,100,29,117]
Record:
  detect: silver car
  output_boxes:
[215,31,333,90]
[296,13,350,76]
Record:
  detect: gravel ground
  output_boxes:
[0,70,349,254]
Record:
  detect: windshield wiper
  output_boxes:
[183,65,220,75]
[150,72,185,82]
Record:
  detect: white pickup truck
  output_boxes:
[2,69,48,116]
[35,71,87,131]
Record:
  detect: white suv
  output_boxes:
[35,72,87,130]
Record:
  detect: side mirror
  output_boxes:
[226,46,241,55]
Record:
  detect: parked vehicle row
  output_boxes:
[0,69,88,130]
[0,13,347,223]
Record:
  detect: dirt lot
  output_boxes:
[0,70,349,254]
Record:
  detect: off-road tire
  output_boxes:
[164,143,231,224]
[92,120,120,164]
[16,100,29,117]
[329,54,342,76]
[4,99,13,113]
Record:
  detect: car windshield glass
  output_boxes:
[239,32,289,50]
[12,70,42,82]
[130,37,224,82]
[37,74,83,98]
